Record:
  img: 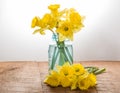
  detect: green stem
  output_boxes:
[94,68,106,75]
[65,47,73,64]
[85,67,106,75]
[51,47,57,70]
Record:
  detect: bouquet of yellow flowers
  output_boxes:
[44,62,105,90]
[31,4,106,91]
[44,62,96,90]
[31,4,84,41]
[31,4,84,70]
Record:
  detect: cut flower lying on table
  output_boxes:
[44,62,106,90]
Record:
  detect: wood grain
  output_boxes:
[0,61,120,93]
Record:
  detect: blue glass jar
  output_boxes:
[48,40,73,70]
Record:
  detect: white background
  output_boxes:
[0,0,120,61]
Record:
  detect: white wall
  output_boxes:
[0,0,120,61]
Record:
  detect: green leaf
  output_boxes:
[65,47,73,64]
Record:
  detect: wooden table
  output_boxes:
[0,61,120,93]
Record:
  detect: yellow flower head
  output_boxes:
[78,72,96,90]
[57,21,73,41]
[60,76,71,87]
[59,62,74,78]
[72,63,85,75]
[88,73,97,87]
[68,8,84,33]
[70,75,78,90]
[31,16,41,28]
[48,4,60,11]
[41,13,52,28]
[48,4,61,27]
[44,70,60,87]
[78,77,91,90]
[69,9,81,24]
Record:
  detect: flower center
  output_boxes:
[64,72,68,76]
[64,27,69,31]
[76,69,80,72]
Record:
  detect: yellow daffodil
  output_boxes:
[70,75,78,90]
[78,77,91,90]
[88,73,97,87]
[69,9,84,32]
[78,72,96,90]
[78,71,89,80]
[44,70,60,87]
[59,63,74,87]
[48,4,60,18]
[77,72,89,90]
[60,76,71,87]
[31,16,41,28]
[48,4,60,12]
[72,63,85,75]
[41,13,52,28]
[69,11,82,25]
[57,21,73,41]
[63,8,84,33]
[59,62,74,77]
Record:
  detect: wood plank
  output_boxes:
[0,62,43,93]
[0,61,120,93]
